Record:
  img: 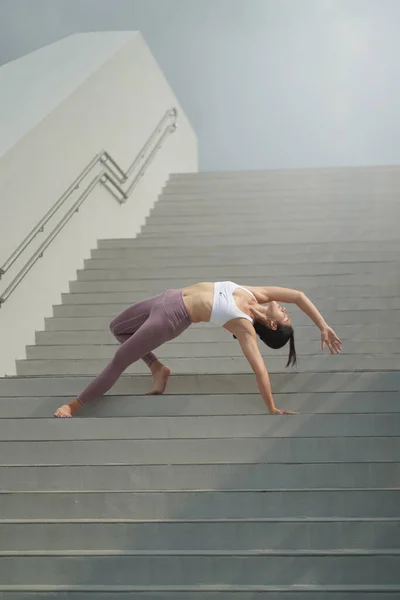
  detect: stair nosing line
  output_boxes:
[0,549,399,557]
[1,516,399,524]
[1,487,400,494]
[0,584,400,592]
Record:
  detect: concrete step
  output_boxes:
[99,232,400,246]
[75,263,400,280]
[150,197,400,210]
[162,178,394,186]
[0,432,400,468]
[58,288,400,309]
[168,172,396,181]
[158,190,400,202]
[0,490,399,519]
[147,207,400,221]
[146,209,392,221]
[91,243,400,259]
[140,212,399,226]
[50,303,400,327]
[145,220,400,235]
[60,294,400,313]
[2,518,398,551]
[67,275,400,294]
[2,436,398,466]
[1,392,399,419]
[39,321,400,339]
[1,463,399,491]
[158,191,400,203]
[15,354,400,376]
[141,221,400,236]
[168,175,396,184]
[168,170,396,180]
[165,176,400,188]
[26,339,400,359]
[97,238,400,252]
[84,254,400,270]
[147,205,400,219]
[1,552,399,586]
[131,232,398,245]
[41,320,236,336]
[142,220,400,234]
[138,231,400,244]
[154,199,399,208]
[0,585,399,599]
[1,415,399,441]
[149,196,400,208]
[161,188,400,199]
[0,431,400,466]
[162,173,390,183]
[170,165,395,173]
[25,341,260,359]
[1,372,399,396]
[155,198,400,209]
[168,166,397,178]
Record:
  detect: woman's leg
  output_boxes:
[77,315,174,404]
[109,297,160,366]
[109,296,172,393]
[54,290,191,417]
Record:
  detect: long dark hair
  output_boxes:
[234,321,297,367]
[254,321,297,367]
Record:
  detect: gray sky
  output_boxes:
[1,0,400,171]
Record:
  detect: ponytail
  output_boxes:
[286,332,297,368]
[234,321,297,369]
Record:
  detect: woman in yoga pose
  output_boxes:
[54,281,342,417]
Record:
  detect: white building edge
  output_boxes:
[0,31,198,375]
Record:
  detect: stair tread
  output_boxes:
[1,549,400,556]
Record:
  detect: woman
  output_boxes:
[54,281,342,417]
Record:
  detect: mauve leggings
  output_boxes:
[77,289,191,405]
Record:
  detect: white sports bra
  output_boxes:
[210,281,257,327]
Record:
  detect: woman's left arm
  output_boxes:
[295,292,342,354]
[247,286,343,354]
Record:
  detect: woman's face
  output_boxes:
[263,301,291,328]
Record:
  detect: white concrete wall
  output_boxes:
[0,32,198,376]
[0,31,137,160]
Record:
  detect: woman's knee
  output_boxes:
[109,317,118,336]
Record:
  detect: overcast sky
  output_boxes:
[1,0,400,171]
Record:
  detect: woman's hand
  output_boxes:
[269,407,297,415]
[321,326,342,354]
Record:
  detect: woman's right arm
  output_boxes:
[235,327,295,415]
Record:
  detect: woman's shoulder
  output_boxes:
[223,317,255,338]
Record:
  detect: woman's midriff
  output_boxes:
[181,282,214,323]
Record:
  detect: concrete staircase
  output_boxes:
[1,167,400,598]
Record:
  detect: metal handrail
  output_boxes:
[0,108,177,305]
[126,124,177,195]
[0,153,103,277]
[0,107,177,279]
[102,108,177,182]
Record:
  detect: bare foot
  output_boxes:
[146,364,171,395]
[54,399,81,418]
